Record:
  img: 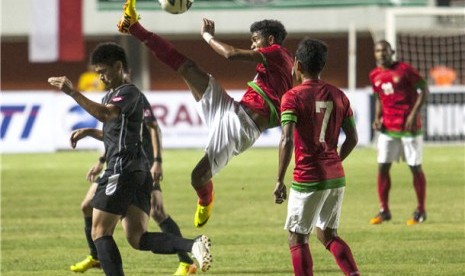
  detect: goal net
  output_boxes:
[384,7,465,86]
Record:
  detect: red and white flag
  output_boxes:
[29,0,84,62]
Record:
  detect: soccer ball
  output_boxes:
[158,0,193,14]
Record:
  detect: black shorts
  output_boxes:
[91,171,152,216]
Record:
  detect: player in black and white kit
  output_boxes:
[48,42,212,275]
[69,91,197,275]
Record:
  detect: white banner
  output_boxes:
[1,92,56,153]
[1,90,372,153]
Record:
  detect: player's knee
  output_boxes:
[126,235,142,249]
[150,208,167,223]
[288,231,307,247]
[316,227,338,247]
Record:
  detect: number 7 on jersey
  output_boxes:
[316,101,333,142]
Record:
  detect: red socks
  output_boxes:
[129,22,187,71]
[196,180,213,206]
[326,237,359,276]
[377,172,391,212]
[413,171,427,212]
[290,243,313,276]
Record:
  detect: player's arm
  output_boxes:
[201,18,263,63]
[405,82,429,132]
[145,120,163,183]
[274,117,294,204]
[87,152,106,183]
[48,76,120,122]
[372,94,383,130]
[340,117,358,161]
[70,128,103,149]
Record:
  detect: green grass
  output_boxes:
[1,145,464,275]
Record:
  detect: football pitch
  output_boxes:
[1,145,464,275]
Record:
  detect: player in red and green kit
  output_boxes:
[117,0,293,229]
[369,40,429,226]
[274,38,359,276]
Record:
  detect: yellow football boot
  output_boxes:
[70,255,100,273]
[117,0,139,34]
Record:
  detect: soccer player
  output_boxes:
[369,40,429,226]
[117,0,293,228]
[48,42,211,275]
[69,94,197,275]
[274,38,359,276]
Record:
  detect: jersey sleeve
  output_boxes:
[141,94,157,124]
[405,63,426,89]
[109,85,140,115]
[342,95,355,128]
[280,90,297,126]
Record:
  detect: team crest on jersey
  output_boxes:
[392,75,400,83]
[112,96,123,102]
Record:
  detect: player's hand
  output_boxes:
[274,181,287,204]
[151,162,163,184]
[48,76,76,96]
[201,18,215,36]
[87,160,104,183]
[372,119,382,130]
[404,114,417,132]
[70,129,88,149]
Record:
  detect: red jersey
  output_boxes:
[281,80,354,186]
[240,44,293,126]
[369,62,426,133]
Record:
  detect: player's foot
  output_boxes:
[191,235,212,272]
[117,0,139,34]
[173,262,197,275]
[70,255,100,273]
[406,209,427,225]
[369,209,392,224]
[194,197,214,228]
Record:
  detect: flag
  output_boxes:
[29,0,84,62]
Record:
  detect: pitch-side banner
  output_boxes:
[1,90,372,153]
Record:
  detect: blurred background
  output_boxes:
[1,0,464,153]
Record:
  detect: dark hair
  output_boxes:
[250,19,287,45]
[295,38,327,75]
[90,42,128,72]
[376,39,393,50]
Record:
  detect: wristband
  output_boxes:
[98,156,106,163]
[202,33,214,44]
[154,157,162,163]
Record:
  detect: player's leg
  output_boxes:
[284,188,328,276]
[117,0,210,101]
[92,209,123,276]
[70,183,101,272]
[192,154,214,227]
[316,228,359,276]
[370,133,400,224]
[288,232,313,276]
[315,187,359,275]
[150,186,197,275]
[122,205,212,272]
[403,135,427,225]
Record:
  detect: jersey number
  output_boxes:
[316,101,334,142]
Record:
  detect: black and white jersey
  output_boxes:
[101,84,149,174]
[141,94,157,165]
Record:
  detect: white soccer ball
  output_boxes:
[158,0,193,14]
